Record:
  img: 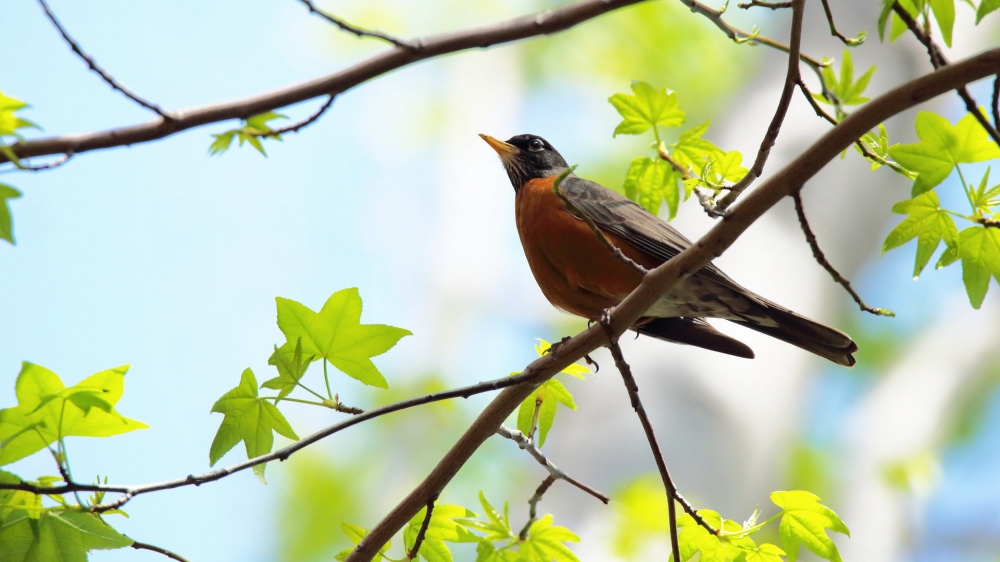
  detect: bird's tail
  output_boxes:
[730,301,858,367]
[635,317,755,359]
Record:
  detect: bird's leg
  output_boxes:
[545,335,599,373]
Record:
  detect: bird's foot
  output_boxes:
[545,335,600,373]
[598,309,618,344]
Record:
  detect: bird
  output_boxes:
[480,133,857,367]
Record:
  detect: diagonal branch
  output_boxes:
[130,541,190,562]
[250,95,335,138]
[792,192,894,317]
[3,0,647,166]
[343,47,1000,562]
[37,0,171,119]
[892,2,1000,148]
[519,475,556,540]
[296,0,418,50]
[495,425,610,505]
[714,0,804,214]
[819,0,864,46]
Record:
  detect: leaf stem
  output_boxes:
[261,396,327,407]
[955,164,976,214]
[323,360,333,399]
[719,512,782,538]
[296,381,327,401]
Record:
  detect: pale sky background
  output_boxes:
[2,1,1000,561]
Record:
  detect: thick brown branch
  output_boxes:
[792,192,894,317]
[3,0,646,165]
[130,541,190,562]
[893,2,1000,148]
[715,0,804,214]
[344,47,1000,562]
[993,74,1000,132]
[296,0,417,49]
[37,0,170,119]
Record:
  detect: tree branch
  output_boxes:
[819,0,863,46]
[36,0,171,119]
[0,371,539,507]
[714,0,804,214]
[792,192,894,317]
[344,46,1000,562]
[519,475,556,540]
[495,425,610,505]
[2,0,647,166]
[738,1,791,9]
[250,96,335,138]
[296,0,418,49]
[130,540,190,562]
[406,497,436,561]
[892,2,1000,148]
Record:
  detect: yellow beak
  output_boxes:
[479,134,518,158]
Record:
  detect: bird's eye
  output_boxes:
[528,139,544,152]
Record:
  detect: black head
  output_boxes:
[480,133,569,191]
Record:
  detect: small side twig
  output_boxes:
[714,0,804,215]
[553,166,648,275]
[406,497,436,561]
[296,0,418,50]
[819,0,863,46]
[657,142,723,217]
[37,0,171,119]
[978,216,1000,228]
[892,2,1000,148]
[598,312,718,562]
[495,425,610,506]
[130,540,191,562]
[792,192,894,316]
[519,475,557,540]
[738,0,791,9]
[252,96,335,138]
[0,152,73,174]
[992,74,1000,132]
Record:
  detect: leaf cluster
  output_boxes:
[0,90,39,245]
[209,111,288,156]
[514,339,590,447]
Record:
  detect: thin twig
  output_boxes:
[0,152,73,174]
[552,166,648,275]
[495,425,611,505]
[0,371,541,508]
[406,497,436,561]
[5,0,647,164]
[892,2,1000,148]
[992,74,1000,132]
[657,142,723,217]
[36,0,171,119]
[792,192,894,317]
[819,0,862,46]
[598,313,718,562]
[527,399,542,442]
[978,216,1000,228]
[296,0,417,50]
[714,0,805,215]
[519,475,556,540]
[130,540,191,562]
[251,96,335,138]
[738,0,791,9]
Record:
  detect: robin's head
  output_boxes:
[480,134,569,191]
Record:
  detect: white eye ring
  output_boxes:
[528,139,544,152]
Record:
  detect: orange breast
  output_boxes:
[515,177,662,319]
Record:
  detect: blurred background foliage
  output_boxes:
[3,0,1000,561]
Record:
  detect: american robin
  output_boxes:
[480,133,857,367]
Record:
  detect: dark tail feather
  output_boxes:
[731,304,858,367]
[635,317,755,359]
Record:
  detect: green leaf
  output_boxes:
[533,340,590,379]
[403,503,479,562]
[209,368,299,482]
[208,131,236,156]
[889,111,1000,195]
[744,543,786,562]
[0,510,132,562]
[609,81,685,137]
[262,338,312,401]
[771,490,849,562]
[275,289,411,389]
[0,91,38,141]
[882,191,958,277]
[207,112,287,157]
[816,50,876,106]
[956,226,1000,308]
[516,340,587,446]
[0,184,21,245]
[970,167,1000,217]
[621,157,680,218]
[929,0,955,47]
[334,523,391,561]
[877,0,895,40]
[0,364,147,466]
[460,492,516,543]
[977,0,1000,22]
[517,514,580,562]
[677,510,754,562]
[672,122,725,176]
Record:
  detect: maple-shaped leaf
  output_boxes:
[0,91,38,141]
[888,111,1000,195]
[815,50,876,106]
[676,510,755,562]
[275,288,411,389]
[623,157,680,218]
[0,510,132,562]
[0,364,147,466]
[517,514,580,562]
[671,122,725,175]
[262,338,312,401]
[956,226,1000,308]
[609,81,685,137]
[403,503,479,562]
[516,339,590,447]
[882,191,958,278]
[460,492,516,543]
[0,183,22,245]
[771,491,849,562]
[209,368,298,482]
[208,111,287,156]
[970,167,1000,218]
